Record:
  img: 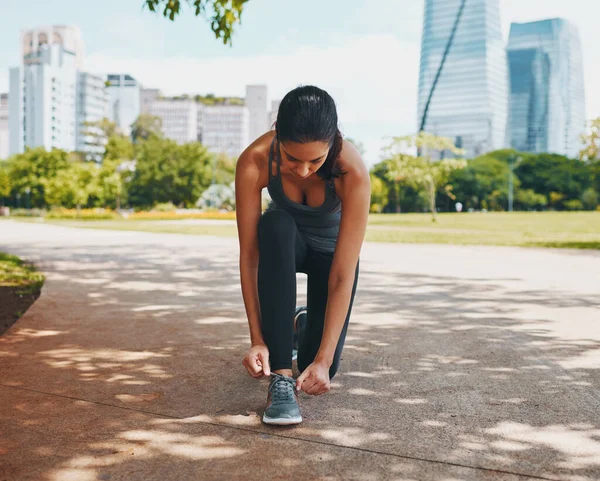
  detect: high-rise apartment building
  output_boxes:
[507,19,586,157]
[417,0,508,158]
[0,94,8,159]
[76,72,109,160]
[9,26,113,158]
[106,74,140,136]
[9,43,78,155]
[21,26,84,68]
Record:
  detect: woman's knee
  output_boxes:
[258,209,297,242]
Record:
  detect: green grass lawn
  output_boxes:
[8,211,600,249]
[0,252,45,290]
[366,212,600,249]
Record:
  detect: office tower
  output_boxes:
[417,0,508,158]
[507,19,586,157]
[507,49,550,152]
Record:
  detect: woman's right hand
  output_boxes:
[242,344,271,378]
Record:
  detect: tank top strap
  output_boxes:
[268,136,275,181]
[274,137,282,178]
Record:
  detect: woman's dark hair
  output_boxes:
[275,85,345,180]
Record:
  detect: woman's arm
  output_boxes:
[315,142,371,367]
[235,148,266,346]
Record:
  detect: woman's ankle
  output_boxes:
[273,368,293,377]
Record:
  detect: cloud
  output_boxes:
[85,33,420,165]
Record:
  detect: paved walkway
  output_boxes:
[1,220,600,481]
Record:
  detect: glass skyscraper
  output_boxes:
[507,19,586,157]
[507,49,550,152]
[417,0,508,158]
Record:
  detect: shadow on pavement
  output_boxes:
[1,238,599,481]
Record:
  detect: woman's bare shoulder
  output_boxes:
[338,139,370,181]
[238,132,274,167]
[235,131,275,188]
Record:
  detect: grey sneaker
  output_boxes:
[292,306,307,361]
[262,372,302,425]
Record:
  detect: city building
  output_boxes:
[139,85,260,157]
[507,48,550,152]
[507,19,586,157]
[417,0,509,158]
[106,74,140,136]
[21,26,85,68]
[149,98,198,144]
[140,88,161,114]
[9,43,78,155]
[269,99,281,129]
[246,84,268,142]
[201,104,250,158]
[0,94,8,159]
[76,72,109,160]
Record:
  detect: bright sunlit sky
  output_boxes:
[1,0,599,165]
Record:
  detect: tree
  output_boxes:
[589,159,600,195]
[369,173,388,213]
[582,188,598,211]
[104,133,135,162]
[579,117,600,161]
[45,161,100,213]
[0,162,10,206]
[450,153,514,211]
[383,132,466,221]
[78,119,114,162]
[144,0,249,45]
[516,153,591,210]
[213,153,236,184]
[7,148,71,208]
[130,114,163,143]
[99,132,135,209]
[515,189,547,211]
[127,137,213,208]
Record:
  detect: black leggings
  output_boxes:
[257,209,359,379]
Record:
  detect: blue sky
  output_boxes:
[1,0,598,164]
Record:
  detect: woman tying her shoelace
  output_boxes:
[235,85,370,425]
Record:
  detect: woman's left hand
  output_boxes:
[296,360,331,395]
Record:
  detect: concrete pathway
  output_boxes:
[1,220,600,481]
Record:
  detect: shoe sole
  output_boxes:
[294,307,307,329]
[262,414,303,425]
[292,307,306,362]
